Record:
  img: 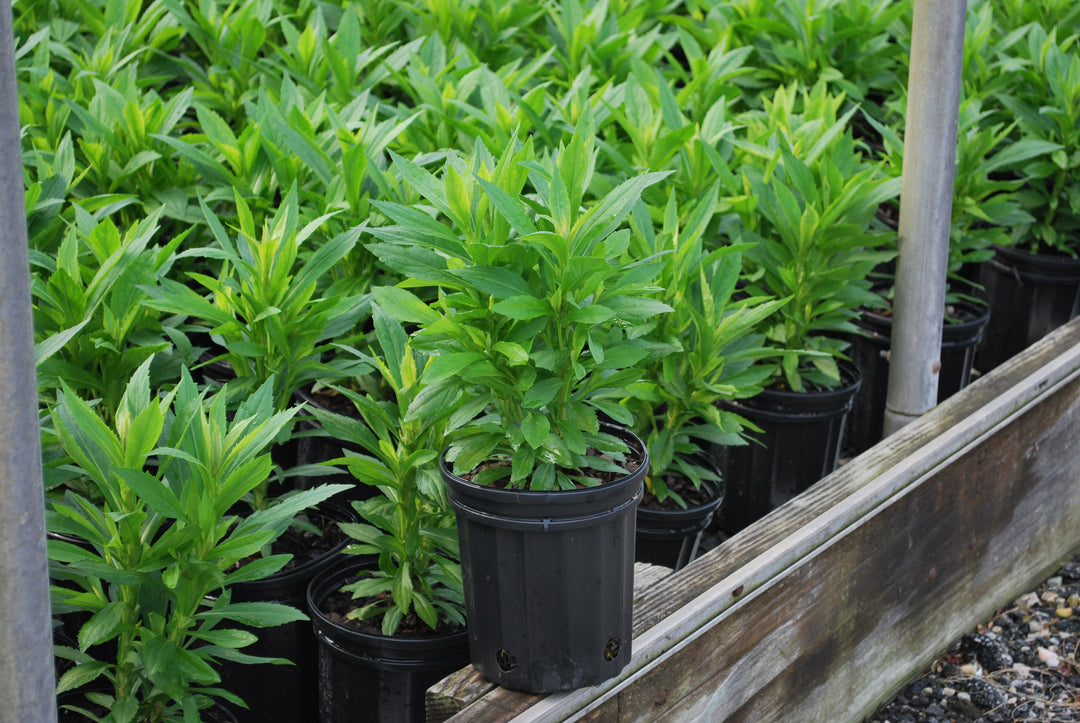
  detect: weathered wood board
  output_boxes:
[431,317,1080,722]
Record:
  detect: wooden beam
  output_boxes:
[434,317,1080,722]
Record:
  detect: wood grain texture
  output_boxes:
[433,318,1080,722]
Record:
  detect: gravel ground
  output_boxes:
[865,554,1080,723]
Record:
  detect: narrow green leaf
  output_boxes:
[451,266,534,300]
[77,601,126,651]
[371,286,441,325]
[55,661,109,695]
[115,469,185,520]
[491,295,549,320]
[195,602,309,627]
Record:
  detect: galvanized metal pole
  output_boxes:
[883,0,967,436]
[0,1,59,720]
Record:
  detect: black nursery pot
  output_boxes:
[307,560,469,723]
[218,499,356,723]
[716,363,861,534]
[976,244,1080,372]
[845,300,989,456]
[440,425,647,694]
[636,480,722,571]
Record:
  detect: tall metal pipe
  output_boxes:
[0,1,59,719]
[883,0,968,436]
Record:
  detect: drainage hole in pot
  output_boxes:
[604,637,621,661]
[496,649,517,672]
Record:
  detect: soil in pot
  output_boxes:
[307,560,469,723]
[715,363,861,534]
[440,424,646,694]
[975,244,1080,373]
[637,477,722,571]
[218,499,358,723]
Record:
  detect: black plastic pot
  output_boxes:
[636,480,722,571]
[307,560,469,723]
[716,363,861,534]
[218,499,357,723]
[845,300,990,456]
[440,425,647,694]
[975,244,1080,372]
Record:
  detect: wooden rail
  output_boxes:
[429,317,1080,722]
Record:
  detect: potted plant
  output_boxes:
[974,23,1080,370]
[141,185,372,482]
[622,186,784,569]
[722,0,906,122]
[48,358,348,721]
[141,185,370,411]
[365,116,668,692]
[720,87,900,531]
[132,183,374,720]
[845,97,1052,453]
[305,304,467,723]
[32,208,193,424]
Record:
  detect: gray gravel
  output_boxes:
[865,554,1080,723]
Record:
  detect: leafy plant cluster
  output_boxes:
[15,0,1075,718]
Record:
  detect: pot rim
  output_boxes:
[726,361,862,422]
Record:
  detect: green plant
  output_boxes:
[159,0,280,124]
[531,0,671,89]
[988,0,1080,40]
[310,305,464,636]
[622,188,784,507]
[723,0,906,115]
[866,96,1059,297]
[32,207,191,421]
[49,359,348,721]
[391,0,548,69]
[600,61,743,226]
[995,24,1080,255]
[142,185,370,411]
[367,114,672,490]
[732,87,900,391]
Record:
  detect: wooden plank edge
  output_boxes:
[592,371,1080,721]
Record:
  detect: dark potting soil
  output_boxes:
[865,553,1080,723]
[640,473,713,511]
[317,584,464,639]
[864,301,983,325]
[274,511,349,571]
[300,385,361,417]
[461,445,645,491]
[231,510,348,573]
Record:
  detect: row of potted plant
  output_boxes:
[19,0,1080,719]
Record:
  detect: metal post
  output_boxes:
[883,0,967,436]
[0,1,59,720]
